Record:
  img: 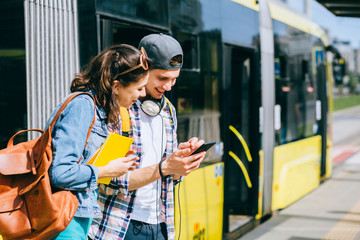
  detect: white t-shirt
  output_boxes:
[130,106,166,224]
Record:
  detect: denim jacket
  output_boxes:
[45,91,108,218]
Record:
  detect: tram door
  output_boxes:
[317,63,328,177]
[222,45,260,231]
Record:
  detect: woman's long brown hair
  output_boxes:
[70,44,149,126]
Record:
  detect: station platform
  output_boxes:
[239,150,360,240]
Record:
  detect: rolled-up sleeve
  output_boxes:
[49,97,97,191]
[100,172,131,196]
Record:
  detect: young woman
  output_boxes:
[47,44,151,239]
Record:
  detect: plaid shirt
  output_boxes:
[89,99,179,240]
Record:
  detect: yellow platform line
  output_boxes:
[323,199,360,240]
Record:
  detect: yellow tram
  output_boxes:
[170,1,340,239]
[0,0,345,239]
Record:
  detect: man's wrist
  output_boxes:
[173,174,181,180]
[98,166,109,179]
[159,159,166,178]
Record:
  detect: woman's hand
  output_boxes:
[98,150,139,179]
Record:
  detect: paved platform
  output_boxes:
[239,150,360,240]
[332,105,360,166]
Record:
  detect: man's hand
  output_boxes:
[161,149,205,176]
[178,137,205,156]
[161,137,206,177]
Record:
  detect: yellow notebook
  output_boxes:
[88,132,134,184]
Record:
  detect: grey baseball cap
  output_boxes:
[139,33,183,70]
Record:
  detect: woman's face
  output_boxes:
[113,72,149,108]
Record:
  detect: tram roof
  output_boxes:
[316,0,360,17]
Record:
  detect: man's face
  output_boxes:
[145,68,180,99]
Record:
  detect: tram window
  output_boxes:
[175,33,221,162]
[175,70,222,162]
[170,0,203,34]
[111,22,154,48]
[96,0,168,28]
[78,0,97,67]
[285,58,305,143]
[176,32,199,70]
[274,20,320,145]
[0,0,27,149]
[303,60,318,138]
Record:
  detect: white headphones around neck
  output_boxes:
[140,96,166,116]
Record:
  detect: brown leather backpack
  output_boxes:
[0,92,95,240]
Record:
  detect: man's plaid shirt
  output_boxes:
[89,99,180,240]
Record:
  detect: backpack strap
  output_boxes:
[164,97,174,128]
[48,92,96,163]
[48,92,96,136]
[119,107,130,136]
[7,92,96,164]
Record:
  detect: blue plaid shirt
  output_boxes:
[89,99,180,240]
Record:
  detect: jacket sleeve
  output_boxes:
[49,96,99,191]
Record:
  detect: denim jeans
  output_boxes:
[124,220,167,240]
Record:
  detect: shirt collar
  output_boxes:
[134,99,142,108]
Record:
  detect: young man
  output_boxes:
[89,33,205,240]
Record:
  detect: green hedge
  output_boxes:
[333,95,360,111]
